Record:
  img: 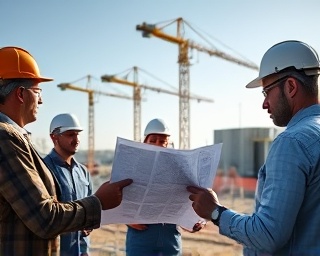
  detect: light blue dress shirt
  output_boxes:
[44,149,93,256]
[219,104,320,255]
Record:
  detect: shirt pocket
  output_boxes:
[76,175,90,198]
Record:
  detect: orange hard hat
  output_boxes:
[0,46,53,82]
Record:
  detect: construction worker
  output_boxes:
[126,118,204,256]
[188,40,320,255]
[43,113,92,256]
[0,46,132,255]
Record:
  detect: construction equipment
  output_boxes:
[101,66,213,143]
[136,17,259,149]
[57,75,133,174]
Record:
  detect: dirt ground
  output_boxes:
[89,193,254,256]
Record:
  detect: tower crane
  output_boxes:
[136,17,259,149]
[57,75,133,174]
[101,66,213,143]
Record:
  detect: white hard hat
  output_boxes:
[246,40,320,88]
[50,113,83,134]
[144,118,171,137]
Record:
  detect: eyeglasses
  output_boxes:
[262,76,289,97]
[25,87,42,98]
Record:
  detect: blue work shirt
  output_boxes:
[44,149,93,256]
[219,104,320,255]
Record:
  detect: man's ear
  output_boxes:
[16,87,24,102]
[50,134,58,142]
[286,78,298,98]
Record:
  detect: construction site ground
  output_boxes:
[89,192,254,256]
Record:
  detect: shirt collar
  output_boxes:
[287,104,320,128]
[0,112,30,136]
[49,148,77,167]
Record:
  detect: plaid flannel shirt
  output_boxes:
[0,113,101,256]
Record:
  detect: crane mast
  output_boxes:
[101,66,213,143]
[136,17,258,149]
[57,77,132,174]
[177,19,191,150]
[133,67,141,142]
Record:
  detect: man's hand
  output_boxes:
[81,229,92,237]
[187,185,220,220]
[94,179,133,210]
[192,221,206,233]
[127,224,148,231]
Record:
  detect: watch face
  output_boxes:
[211,208,219,220]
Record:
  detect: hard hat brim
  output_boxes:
[51,127,83,134]
[245,77,262,88]
[0,73,54,82]
[36,77,54,82]
[146,132,171,136]
[245,68,320,89]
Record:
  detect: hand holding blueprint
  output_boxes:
[101,137,222,231]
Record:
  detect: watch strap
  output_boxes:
[211,206,227,226]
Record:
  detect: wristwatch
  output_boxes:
[211,205,227,226]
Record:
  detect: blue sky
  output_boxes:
[1,0,319,151]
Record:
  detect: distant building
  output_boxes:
[214,127,284,178]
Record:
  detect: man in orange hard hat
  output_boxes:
[0,46,132,256]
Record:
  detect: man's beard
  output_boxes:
[272,90,292,127]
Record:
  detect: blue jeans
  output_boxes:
[126,223,182,256]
